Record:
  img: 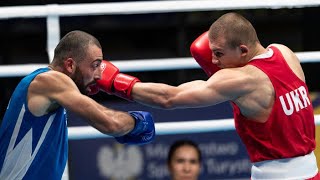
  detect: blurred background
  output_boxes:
[0,1,320,179]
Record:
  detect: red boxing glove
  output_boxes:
[97,60,119,94]
[190,31,220,77]
[97,60,140,101]
[112,73,140,101]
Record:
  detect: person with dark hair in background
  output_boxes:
[93,12,319,179]
[0,30,155,180]
[167,140,202,180]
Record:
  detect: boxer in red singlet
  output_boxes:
[97,12,319,179]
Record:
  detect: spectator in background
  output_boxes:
[167,140,202,180]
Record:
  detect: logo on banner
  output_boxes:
[97,143,143,179]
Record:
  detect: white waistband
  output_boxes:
[251,151,318,180]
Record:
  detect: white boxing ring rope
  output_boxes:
[1,0,320,19]
[69,115,320,140]
[1,51,320,77]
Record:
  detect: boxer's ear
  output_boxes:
[239,45,248,57]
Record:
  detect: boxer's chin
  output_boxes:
[84,86,91,95]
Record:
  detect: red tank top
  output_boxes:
[232,46,315,162]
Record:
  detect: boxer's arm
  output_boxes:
[28,70,136,136]
[132,80,216,109]
[132,68,251,109]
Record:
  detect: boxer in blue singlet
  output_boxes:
[0,30,155,180]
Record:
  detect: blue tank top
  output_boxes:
[0,68,68,180]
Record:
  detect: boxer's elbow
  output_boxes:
[98,113,133,136]
[155,92,179,109]
[138,85,180,109]
[156,98,175,109]
[97,120,122,136]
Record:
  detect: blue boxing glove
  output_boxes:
[115,111,155,145]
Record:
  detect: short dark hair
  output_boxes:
[167,139,202,164]
[52,30,102,65]
[209,12,260,49]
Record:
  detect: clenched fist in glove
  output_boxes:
[115,111,155,145]
[96,60,140,101]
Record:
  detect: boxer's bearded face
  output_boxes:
[72,66,87,94]
[72,45,103,95]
